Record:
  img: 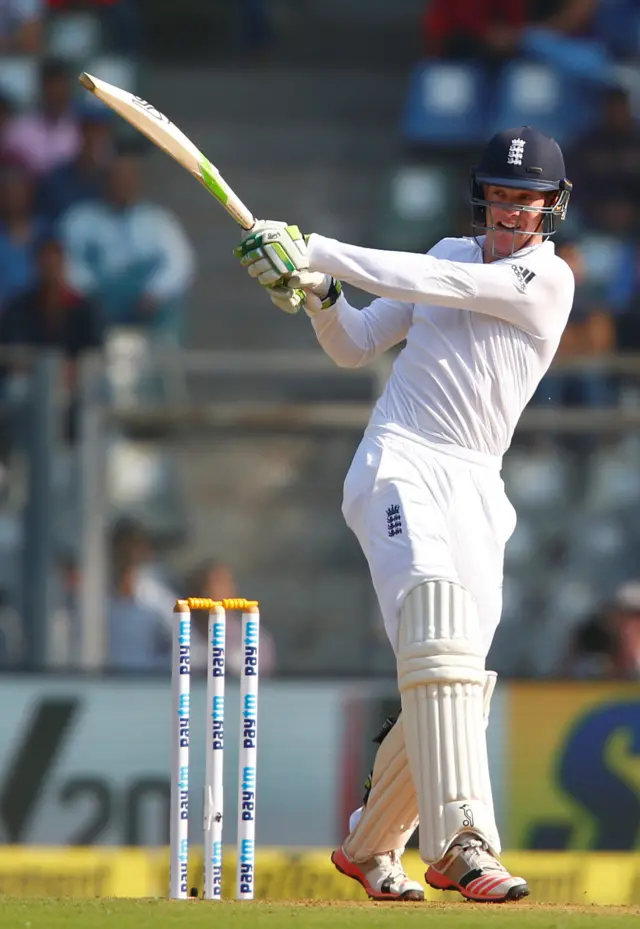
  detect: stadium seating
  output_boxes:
[373,162,459,252]
[0,57,38,108]
[487,61,597,145]
[47,10,101,61]
[401,60,488,146]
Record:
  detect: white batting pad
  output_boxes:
[345,670,497,859]
[483,670,497,725]
[344,714,419,862]
[398,580,500,862]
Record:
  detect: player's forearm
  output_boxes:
[308,233,480,307]
[310,295,380,368]
[307,234,573,339]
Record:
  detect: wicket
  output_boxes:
[170,597,260,901]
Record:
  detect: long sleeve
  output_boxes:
[143,207,195,300]
[308,233,575,340]
[309,292,413,368]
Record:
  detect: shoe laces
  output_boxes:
[373,849,406,884]
[458,838,507,874]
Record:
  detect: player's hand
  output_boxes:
[234,220,309,286]
[234,220,342,315]
[268,272,343,316]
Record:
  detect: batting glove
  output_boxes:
[269,272,342,316]
[234,220,342,315]
[234,220,309,285]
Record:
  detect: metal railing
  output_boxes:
[2,343,640,674]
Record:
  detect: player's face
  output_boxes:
[483,184,548,257]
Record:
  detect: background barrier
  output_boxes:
[0,848,637,904]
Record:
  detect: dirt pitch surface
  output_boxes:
[1,899,638,929]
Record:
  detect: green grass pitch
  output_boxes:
[1,900,637,929]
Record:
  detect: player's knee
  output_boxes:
[397,579,485,691]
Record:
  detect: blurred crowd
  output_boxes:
[535,84,640,408]
[7,0,638,416]
[422,0,640,88]
[404,1,640,679]
[0,2,218,675]
[564,579,640,678]
[0,1,639,678]
[0,57,195,356]
[103,517,276,675]
[407,0,640,409]
[0,0,140,56]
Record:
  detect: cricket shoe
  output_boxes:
[331,846,424,901]
[425,838,530,902]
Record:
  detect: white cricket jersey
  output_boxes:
[306,234,575,459]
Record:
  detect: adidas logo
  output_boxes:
[511,265,536,292]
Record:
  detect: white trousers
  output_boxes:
[342,426,516,655]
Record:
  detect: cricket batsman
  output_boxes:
[235,126,574,902]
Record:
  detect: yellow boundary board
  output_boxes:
[0,848,637,904]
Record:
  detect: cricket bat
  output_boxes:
[78,72,255,230]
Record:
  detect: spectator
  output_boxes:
[108,559,170,672]
[562,610,614,677]
[521,0,640,95]
[564,581,640,678]
[0,0,43,55]
[590,196,637,239]
[46,0,140,54]
[607,581,640,678]
[109,518,174,598]
[0,234,103,444]
[3,58,81,176]
[566,88,640,226]
[423,0,527,63]
[576,194,640,367]
[185,559,276,677]
[104,516,207,660]
[37,105,114,221]
[0,93,13,154]
[106,518,174,671]
[0,157,49,310]
[605,236,640,352]
[594,0,640,64]
[60,148,195,341]
[0,236,103,387]
[527,0,596,33]
[534,239,615,405]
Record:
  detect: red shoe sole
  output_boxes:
[426,866,530,903]
[331,848,424,902]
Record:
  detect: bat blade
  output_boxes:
[79,72,255,230]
